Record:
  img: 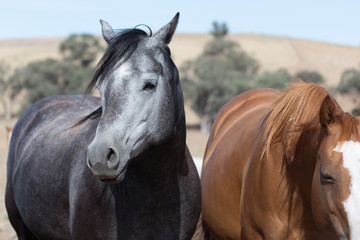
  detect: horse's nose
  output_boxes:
[87,145,120,180]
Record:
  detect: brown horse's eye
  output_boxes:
[320,173,336,185]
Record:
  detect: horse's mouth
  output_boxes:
[99,163,129,184]
[130,136,148,158]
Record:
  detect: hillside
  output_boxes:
[170,34,360,87]
[0,34,359,113]
[1,34,359,84]
[0,38,62,69]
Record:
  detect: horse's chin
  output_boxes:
[98,163,129,184]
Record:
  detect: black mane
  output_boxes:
[86,28,149,95]
[81,28,149,122]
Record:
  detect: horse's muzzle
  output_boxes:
[87,145,125,182]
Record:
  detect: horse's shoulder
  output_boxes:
[12,95,100,148]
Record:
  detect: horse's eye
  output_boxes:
[320,173,336,185]
[143,82,157,91]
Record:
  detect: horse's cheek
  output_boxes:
[311,174,329,229]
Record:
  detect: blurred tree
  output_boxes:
[352,108,360,116]
[21,59,73,110]
[0,61,23,119]
[210,21,228,38]
[336,68,360,115]
[255,68,292,90]
[19,34,101,112]
[0,61,9,116]
[21,58,92,110]
[337,69,360,94]
[295,70,324,84]
[60,34,103,67]
[181,22,259,133]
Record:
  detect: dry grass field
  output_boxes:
[0,33,359,238]
[0,119,17,239]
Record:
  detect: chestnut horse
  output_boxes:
[201,82,360,239]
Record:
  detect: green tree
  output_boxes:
[255,68,292,90]
[21,59,72,109]
[20,34,101,111]
[60,34,103,67]
[336,69,360,115]
[21,58,93,110]
[337,69,360,94]
[0,61,23,119]
[295,70,324,84]
[0,61,9,117]
[210,21,228,38]
[181,22,259,133]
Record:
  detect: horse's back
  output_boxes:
[201,88,279,239]
[6,95,100,239]
[7,95,100,174]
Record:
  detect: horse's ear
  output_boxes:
[100,19,115,44]
[153,12,179,44]
[319,95,336,130]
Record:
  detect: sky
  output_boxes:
[1,0,360,46]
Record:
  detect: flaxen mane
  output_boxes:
[262,81,360,163]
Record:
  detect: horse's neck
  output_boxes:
[126,127,186,187]
[110,114,187,223]
[109,133,185,232]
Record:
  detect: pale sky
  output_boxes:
[1,0,359,46]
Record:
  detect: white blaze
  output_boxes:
[334,141,360,239]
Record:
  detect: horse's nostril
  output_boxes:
[106,148,115,161]
[105,148,119,169]
[88,146,119,170]
[88,159,93,167]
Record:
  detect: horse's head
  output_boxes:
[312,95,360,239]
[87,13,183,183]
[263,83,360,238]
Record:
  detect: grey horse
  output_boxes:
[6,13,201,239]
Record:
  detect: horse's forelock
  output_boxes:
[85,28,149,96]
[337,113,360,143]
[262,81,331,163]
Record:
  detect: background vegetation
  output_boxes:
[0,22,358,133]
[180,22,332,132]
[0,34,103,118]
